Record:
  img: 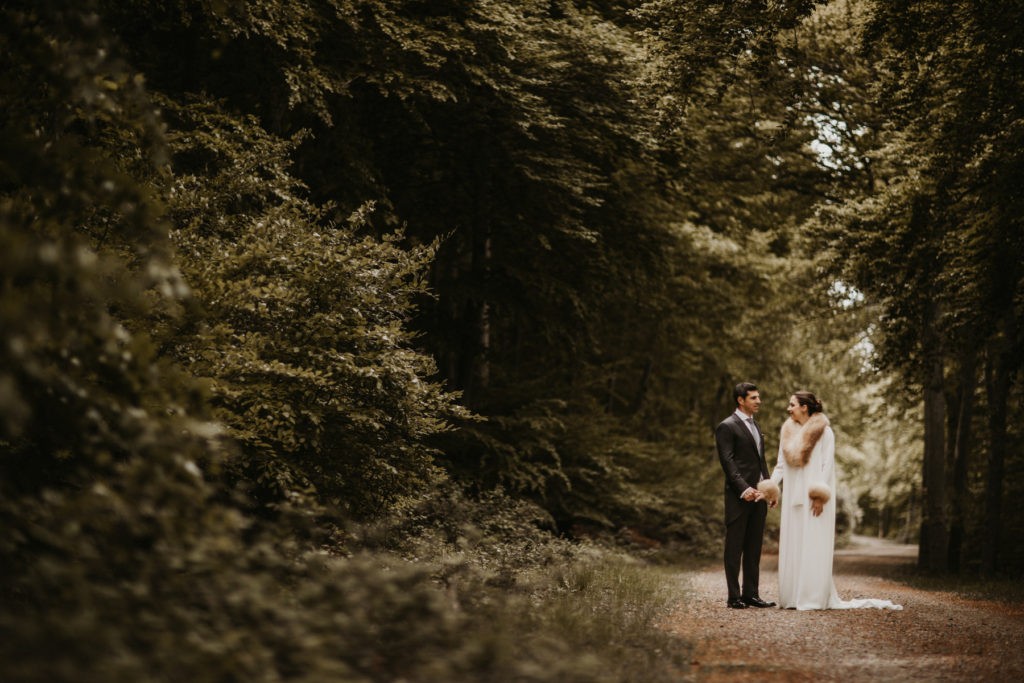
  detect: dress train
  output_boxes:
[826,584,902,611]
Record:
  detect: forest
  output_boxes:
[1,0,1021,680]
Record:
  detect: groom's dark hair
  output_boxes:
[733,382,758,405]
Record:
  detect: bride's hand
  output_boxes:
[810,499,824,517]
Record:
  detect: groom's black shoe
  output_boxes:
[741,596,776,608]
[726,598,748,609]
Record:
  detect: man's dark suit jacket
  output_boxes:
[716,412,769,524]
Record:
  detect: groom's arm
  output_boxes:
[716,422,756,500]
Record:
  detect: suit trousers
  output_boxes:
[724,499,767,601]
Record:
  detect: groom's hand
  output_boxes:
[741,487,757,502]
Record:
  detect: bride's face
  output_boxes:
[787,395,808,422]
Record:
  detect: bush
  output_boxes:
[160,97,466,516]
[1,471,689,682]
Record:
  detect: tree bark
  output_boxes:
[903,484,916,544]
[457,145,493,407]
[947,349,977,573]
[918,300,948,572]
[472,234,492,393]
[458,287,490,407]
[629,358,653,414]
[981,321,1013,577]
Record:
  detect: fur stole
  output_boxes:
[780,412,830,468]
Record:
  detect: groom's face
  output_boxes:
[737,390,761,415]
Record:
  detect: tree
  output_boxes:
[0,0,211,496]
[159,97,462,516]
[814,0,1024,573]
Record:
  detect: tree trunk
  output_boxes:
[981,321,1013,577]
[948,350,977,572]
[629,358,653,414]
[458,280,490,407]
[472,234,492,393]
[918,301,948,572]
[458,146,493,407]
[903,484,916,544]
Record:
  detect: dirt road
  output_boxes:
[661,536,1024,682]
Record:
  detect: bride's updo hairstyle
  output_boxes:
[793,390,824,415]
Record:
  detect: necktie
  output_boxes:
[746,418,760,452]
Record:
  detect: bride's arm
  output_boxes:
[770,442,785,484]
[757,442,784,505]
[808,428,835,516]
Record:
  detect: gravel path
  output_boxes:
[661,536,1024,682]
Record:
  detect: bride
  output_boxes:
[758,391,902,611]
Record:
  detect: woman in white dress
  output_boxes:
[757,391,901,611]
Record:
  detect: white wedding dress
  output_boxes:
[769,425,902,611]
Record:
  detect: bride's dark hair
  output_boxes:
[793,390,824,415]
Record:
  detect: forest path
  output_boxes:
[661,536,1024,682]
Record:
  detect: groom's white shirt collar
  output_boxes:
[733,409,755,422]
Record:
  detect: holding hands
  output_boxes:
[742,486,777,508]
[756,480,780,509]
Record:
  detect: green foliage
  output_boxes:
[800,0,1024,572]
[633,0,825,142]
[95,1,698,539]
[0,0,219,492]
[820,0,1024,373]
[92,0,868,553]
[360,487,690,683]
[2,4,700,681]
[3,469,690,682]
[24,0,1024,677]
[502,554,689,683]
[160,96,464,515]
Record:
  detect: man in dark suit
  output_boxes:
[716,382,776,609]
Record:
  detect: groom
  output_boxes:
[715,382,775,609]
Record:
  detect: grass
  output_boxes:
[480,549,692,682]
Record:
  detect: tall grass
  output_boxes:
[477,550,690,682]
[349,486,695,680]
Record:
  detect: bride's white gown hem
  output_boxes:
[770,418,902,612]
